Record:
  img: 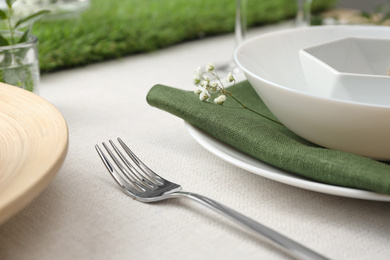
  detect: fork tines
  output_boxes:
[95,138,163,193]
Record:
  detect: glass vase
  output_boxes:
[12,0,90,20]
[0,31,40,94]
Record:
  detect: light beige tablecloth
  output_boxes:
[1,23,390,260]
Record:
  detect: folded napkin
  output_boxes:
[147,81,390,195]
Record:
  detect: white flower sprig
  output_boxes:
[193,63,282,125]
[192,63,236,105]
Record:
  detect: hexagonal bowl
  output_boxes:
[299,37,390,106]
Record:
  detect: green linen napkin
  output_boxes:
[147,81,390,195]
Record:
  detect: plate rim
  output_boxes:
[184,121,390,201]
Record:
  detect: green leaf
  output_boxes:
[14,10,50,29]
[18,27,31,43]
[0,10,7,20]
[384,13,390,20]
[15,47,30,61]
[374,3,385,13]
[0,34,9,46]
[5,0,15,9]
[0,51,12,67]
[360,11,371,19]
[16,28,33,61]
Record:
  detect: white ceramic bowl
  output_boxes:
[299,37,390,105]
[234,25,390,160]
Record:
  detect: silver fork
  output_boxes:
[95,138,330,260]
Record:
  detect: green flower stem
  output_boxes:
[6,5,14,45]
[196,68,282,125]
[212,72,282,126]
[227,92,283,125]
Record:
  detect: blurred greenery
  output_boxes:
[360,0,390,25]
[32,0,336,73]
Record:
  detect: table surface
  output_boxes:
[1,22,390,260]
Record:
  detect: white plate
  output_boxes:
[0,83,68,225]
[185,122,390,201]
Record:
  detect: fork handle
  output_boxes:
[174,191,329,260]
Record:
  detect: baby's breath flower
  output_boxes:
[194,88,203,95]
[199,91,210,101]
[201,80,210,90]
[193,67,202,85]
[193,75,201,85]
[191,64,283,125]
[210,82,219,92]
[214,95,226,105]
[206,63,215,72]
[226,72,235,83]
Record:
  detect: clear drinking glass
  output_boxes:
[235,0,247,49]
[296,0,313,26]
[217,0,248,75]
[0,31,40,94]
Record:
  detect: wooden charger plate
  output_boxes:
[0,83,68,225]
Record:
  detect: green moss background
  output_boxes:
[32,0,336,73]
